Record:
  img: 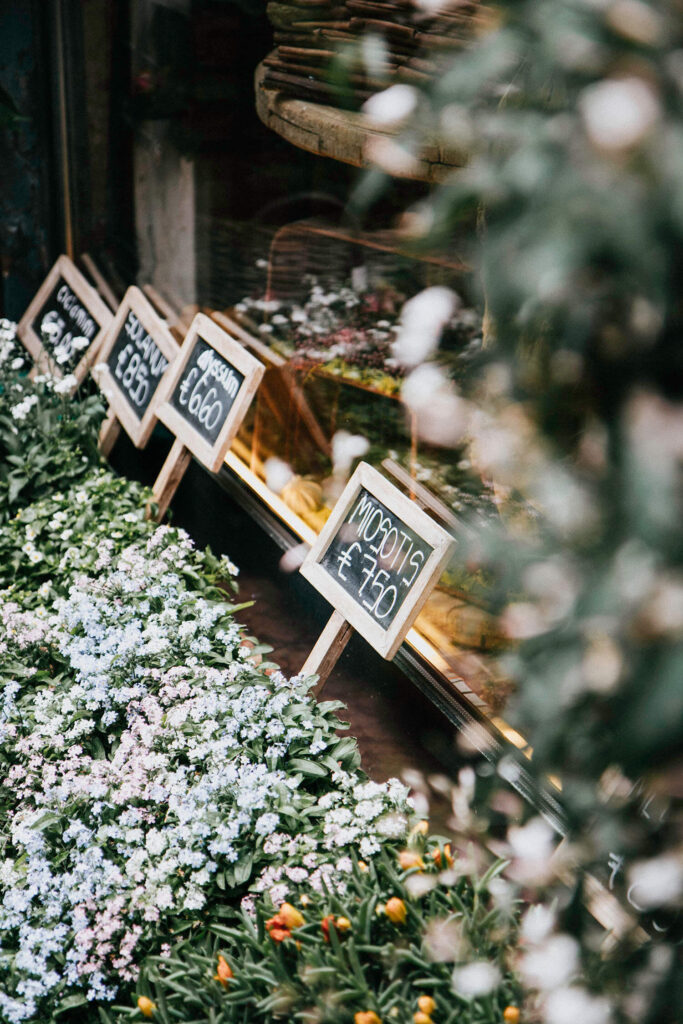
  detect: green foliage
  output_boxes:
[0,467,238,605]
[0,374,105,523]
[352,2,683,1019]
[113,848,520,1024]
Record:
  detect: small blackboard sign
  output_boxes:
[319,487,435,630]
[92,286,179,448]
[155,313,264,472]
[300,462,455,660]
[17,255,113,386]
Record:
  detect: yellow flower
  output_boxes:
[413,1014,432,1024]
[417,996,436,1015]
[279,902,305,929]
[137,996,156,1018]
[503,1008,520,1024]
[336,916,352,932]
[354,1013,382,1024]
[214,955,233,987]
[358,861,368,872]
[398,850,425,871]
[384,897,407,925]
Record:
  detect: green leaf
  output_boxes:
[288,757,328,778]
[55,993,88,1013]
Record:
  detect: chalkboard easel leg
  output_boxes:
[300,609,354,697]
[99,409,121,457]
[151,438,192,522]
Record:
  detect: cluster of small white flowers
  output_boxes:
[252,773,411,901]
[52,336,89,366]
[53,374,78,395]
[0,319,24,372]
[10,394,38,421]
[0,524,412,1021]
[234,272,398,368]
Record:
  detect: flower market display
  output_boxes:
[231,271,482,396]
[0,318,522,1024]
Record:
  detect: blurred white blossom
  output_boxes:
[331,430,369,476]
[606,0,662,46]
[362,84,418,126]
[506,817,558,885]
[544,986,612,1024]
[627,853,683,910]
[451,961,502,998]
[278,543,310,574]
[580,76,659,152]
[264,457,294,495]
[405,872,437,898]
[520,903,557,946]
[402,364,470,447]
[364,136,421,176]
[520,933,580,991]
[392,286,460,368]
[423,916,467,962]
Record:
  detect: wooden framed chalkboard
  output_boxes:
[155,313,264,473]
[17,255,113,386]
[300,462,455,664]
[92,286,179,448]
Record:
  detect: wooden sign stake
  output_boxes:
[300,609,354,696]
[99,408,122,457]
[150,437,192,522]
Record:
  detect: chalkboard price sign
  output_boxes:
[93,286,179,448]
[319,487,434,630]
[17,255,113,386]
[155,313,264,472]
[301,462,455,660]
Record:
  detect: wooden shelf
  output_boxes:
[255,59,466,184]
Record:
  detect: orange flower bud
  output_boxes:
[354,1013,382,1024]
[417,996,436,1015]
[268,926,292,943]
[214,955,233,987]
[431,844,454,868]
[358,861,368,872]
[398,850,425,871]
[503,1007,520,1024]
[384,897,407,924]
[137,996,156,1018]
[279,902,305,929]
[416,819,429,834]
[322,913,352,940]
[413,1014,432,1024]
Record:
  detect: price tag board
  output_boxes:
[155,313,264,472]
[17,255,113,384]
[300,462,455,660]
[92,285,179,448]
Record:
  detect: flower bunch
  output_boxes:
[0,322,104,521]
[119,845,520,1024]
[234,272,481,395]
[0,521,411,1022]
[0,468,237,607]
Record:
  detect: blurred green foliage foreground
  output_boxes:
[354,2,683,1021]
